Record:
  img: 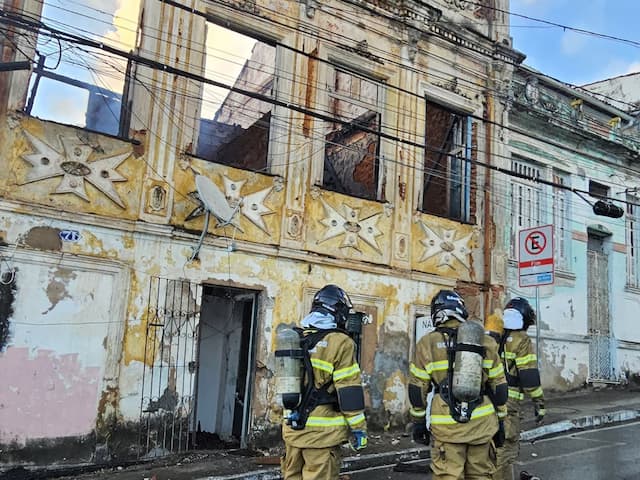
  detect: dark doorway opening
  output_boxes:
[193,286,258,449]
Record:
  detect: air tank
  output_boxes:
[452,320,485,422]
[275,327,304,410]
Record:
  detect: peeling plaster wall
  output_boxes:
[0,247,126,445]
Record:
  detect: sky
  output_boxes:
[509,0,640,86]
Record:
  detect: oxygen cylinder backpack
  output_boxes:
[275,327,340,430]
[438,320,486,423]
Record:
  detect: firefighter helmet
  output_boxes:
[504,297,536,330]
[311,284,353,326]
[430,289,468,326]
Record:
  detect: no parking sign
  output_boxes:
[518,225,554,287]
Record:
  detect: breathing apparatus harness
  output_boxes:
[498,330,521,388]
[286,327,344,430]
[433,325,489,423]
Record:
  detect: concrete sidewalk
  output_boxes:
[4,387,640,480]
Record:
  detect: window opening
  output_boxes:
[589,180,609,199]
[23,0,139,136]
[197,24,274,172]
[627,195,640,288]
[422,100,470,221]
[552,171,571,270]
[323,68,383,201]
[509,158,543,258]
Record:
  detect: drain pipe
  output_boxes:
[483,76,494,321]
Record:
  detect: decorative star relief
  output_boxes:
[318,199,383,254]
[418,221,473,269]
[20,131,130,208]
[186,175,274,234]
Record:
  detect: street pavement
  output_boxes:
[2,387,640,480]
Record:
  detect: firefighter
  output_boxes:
[494,297,545,480]
[409,289,508,480]
[280,284,367,480]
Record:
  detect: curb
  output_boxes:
[203,408,640,480]
[520,408,640,441]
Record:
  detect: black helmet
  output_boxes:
[504,297,536,329]
[430,289,468,325]
[311,284,353,326]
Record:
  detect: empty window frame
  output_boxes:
[323,67,383,201]
[510,158,544,258]
[626,195,640,288]
[588,180,609,199]
[21,0,136,136]
[422,100,471,221]
[552,170,571,270]
[197,23,275,172]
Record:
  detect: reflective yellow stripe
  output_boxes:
[333,363,360,381]
[426,360,449,374]
[488,364,504,379]
[430,403,495,425]
[497,411,508,419]
[516,354,537,366]
[410,363,430,381]
[410,408,426,418]
[529,386,544,398]
[483,359,493,368]
[346,413,366,426]
[305,415,347,427]
[508,388,524,400]
[311,358,334,374]
[503,352,516,360]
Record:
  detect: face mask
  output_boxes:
[503,308,524,330]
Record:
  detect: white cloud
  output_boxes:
[625,62,640,74]
[560,30,588,55]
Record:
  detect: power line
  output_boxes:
[3,7,640,213]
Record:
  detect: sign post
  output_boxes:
[518,225,554,366]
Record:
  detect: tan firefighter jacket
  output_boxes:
[409,319,508,444]
[500,330,545,409]
[283,329,367,448]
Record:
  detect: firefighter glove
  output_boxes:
[350,430,368,451]
[412,422,430,445]
[493,420,505,447]
[534,404,546,424]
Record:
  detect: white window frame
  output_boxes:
[626,194,640,289]
[509,157,544,259]
[552,170,572,271]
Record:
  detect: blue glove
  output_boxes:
[350,430,368,451]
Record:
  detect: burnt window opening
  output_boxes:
[21,1,136,137]
[589,180,609,199]
[323,68,383,201]
[421,100,471,221]
[196,24,275,173]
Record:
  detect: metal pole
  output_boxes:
[535,286,541,368]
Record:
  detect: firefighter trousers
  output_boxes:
[281,444,342,480]
[430,438,496,480]
[495,403,522,480]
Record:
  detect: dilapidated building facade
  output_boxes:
[2,0,520,464]
[499,66,640,390]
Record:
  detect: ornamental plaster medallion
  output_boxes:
[444,0,470,10]
[186,175,274,234]
[20,130,130,207]
[317,199,383,254]
[418,221,472,269]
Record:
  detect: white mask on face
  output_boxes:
[503,308,524,330]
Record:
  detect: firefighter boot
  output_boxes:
[520,471,541,480]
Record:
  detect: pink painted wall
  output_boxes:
[0,347,101,443]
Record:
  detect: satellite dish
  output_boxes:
[189,175,239,261]
[195,174,237,225]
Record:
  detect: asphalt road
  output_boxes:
[346,421,640,480]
